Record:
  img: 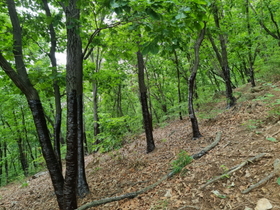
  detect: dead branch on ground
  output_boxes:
[76,132,222,210]
[199,153,266,190]
[242,158,280,194]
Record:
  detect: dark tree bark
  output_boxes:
[21,106,36,168]
[77,94,90,197]
[4,141,8,183]
[0,140,2,185]
[42,0,63,171]
[64,0,89,204]
[13,111,29,176]
[245,0,256,87]
[1,0,64,208]
[173,50,183,120]
[209,2,235,108]
[188,25,206,140]
[137,50,155,153]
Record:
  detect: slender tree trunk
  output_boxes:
[1,0,65,208]
[245,0,256,87]
[210,2,235,108]
[4,141,8,184]
[90,48,101,144]
[188,25,206,139]
[174,50,183,120]
[0,141,2,185]
[77,94,90,197]
[21,106,36,168]
[42,0,63,171]
[137,50,155,153]
[13,111,29,176]
[92,81,100,139]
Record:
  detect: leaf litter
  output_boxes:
[1,82,280,209]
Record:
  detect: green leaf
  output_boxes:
[175,12,187,20]
[146,8,161,20]
[266,137,277,142]
[277,177,280,185]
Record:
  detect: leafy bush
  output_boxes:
[92,115,131,153]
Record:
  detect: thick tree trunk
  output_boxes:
[137,51,155,153]
[65,0,89,206]
[188,25,206,139]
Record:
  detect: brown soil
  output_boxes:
[1,82,280,210]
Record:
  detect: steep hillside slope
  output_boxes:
[1,82,280,210]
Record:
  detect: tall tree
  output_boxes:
[209,1,235,108]
[42,0,63,171]
[137,49,155,153]
[0,0,64,208]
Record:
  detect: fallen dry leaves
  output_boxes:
[1,82,280,209]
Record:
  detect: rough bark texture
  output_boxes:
[64,0,89,207]
[77,95,90,197]
[188,25,206,139]
[137,50,155,153]
[64,91,78,210]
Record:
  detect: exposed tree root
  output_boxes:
[76,132,222,210]
[242,158,280,194]
[199,153,266,190]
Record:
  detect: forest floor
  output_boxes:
[2,81,280,210]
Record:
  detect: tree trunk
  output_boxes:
[245,0,256,87]
[188,25,206,139]
[42,0,63,171]
[0,140,2,185]
[64,0,89,206]
[1,0,65,208]
[77,95,90,197]
[21,106,36,168]
[137,50,155,153]
[210,2,235,108]
[173,50,183,120]
[12,110,29,176]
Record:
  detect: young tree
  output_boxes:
[208,1,235,108]
[188,25,206,139]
